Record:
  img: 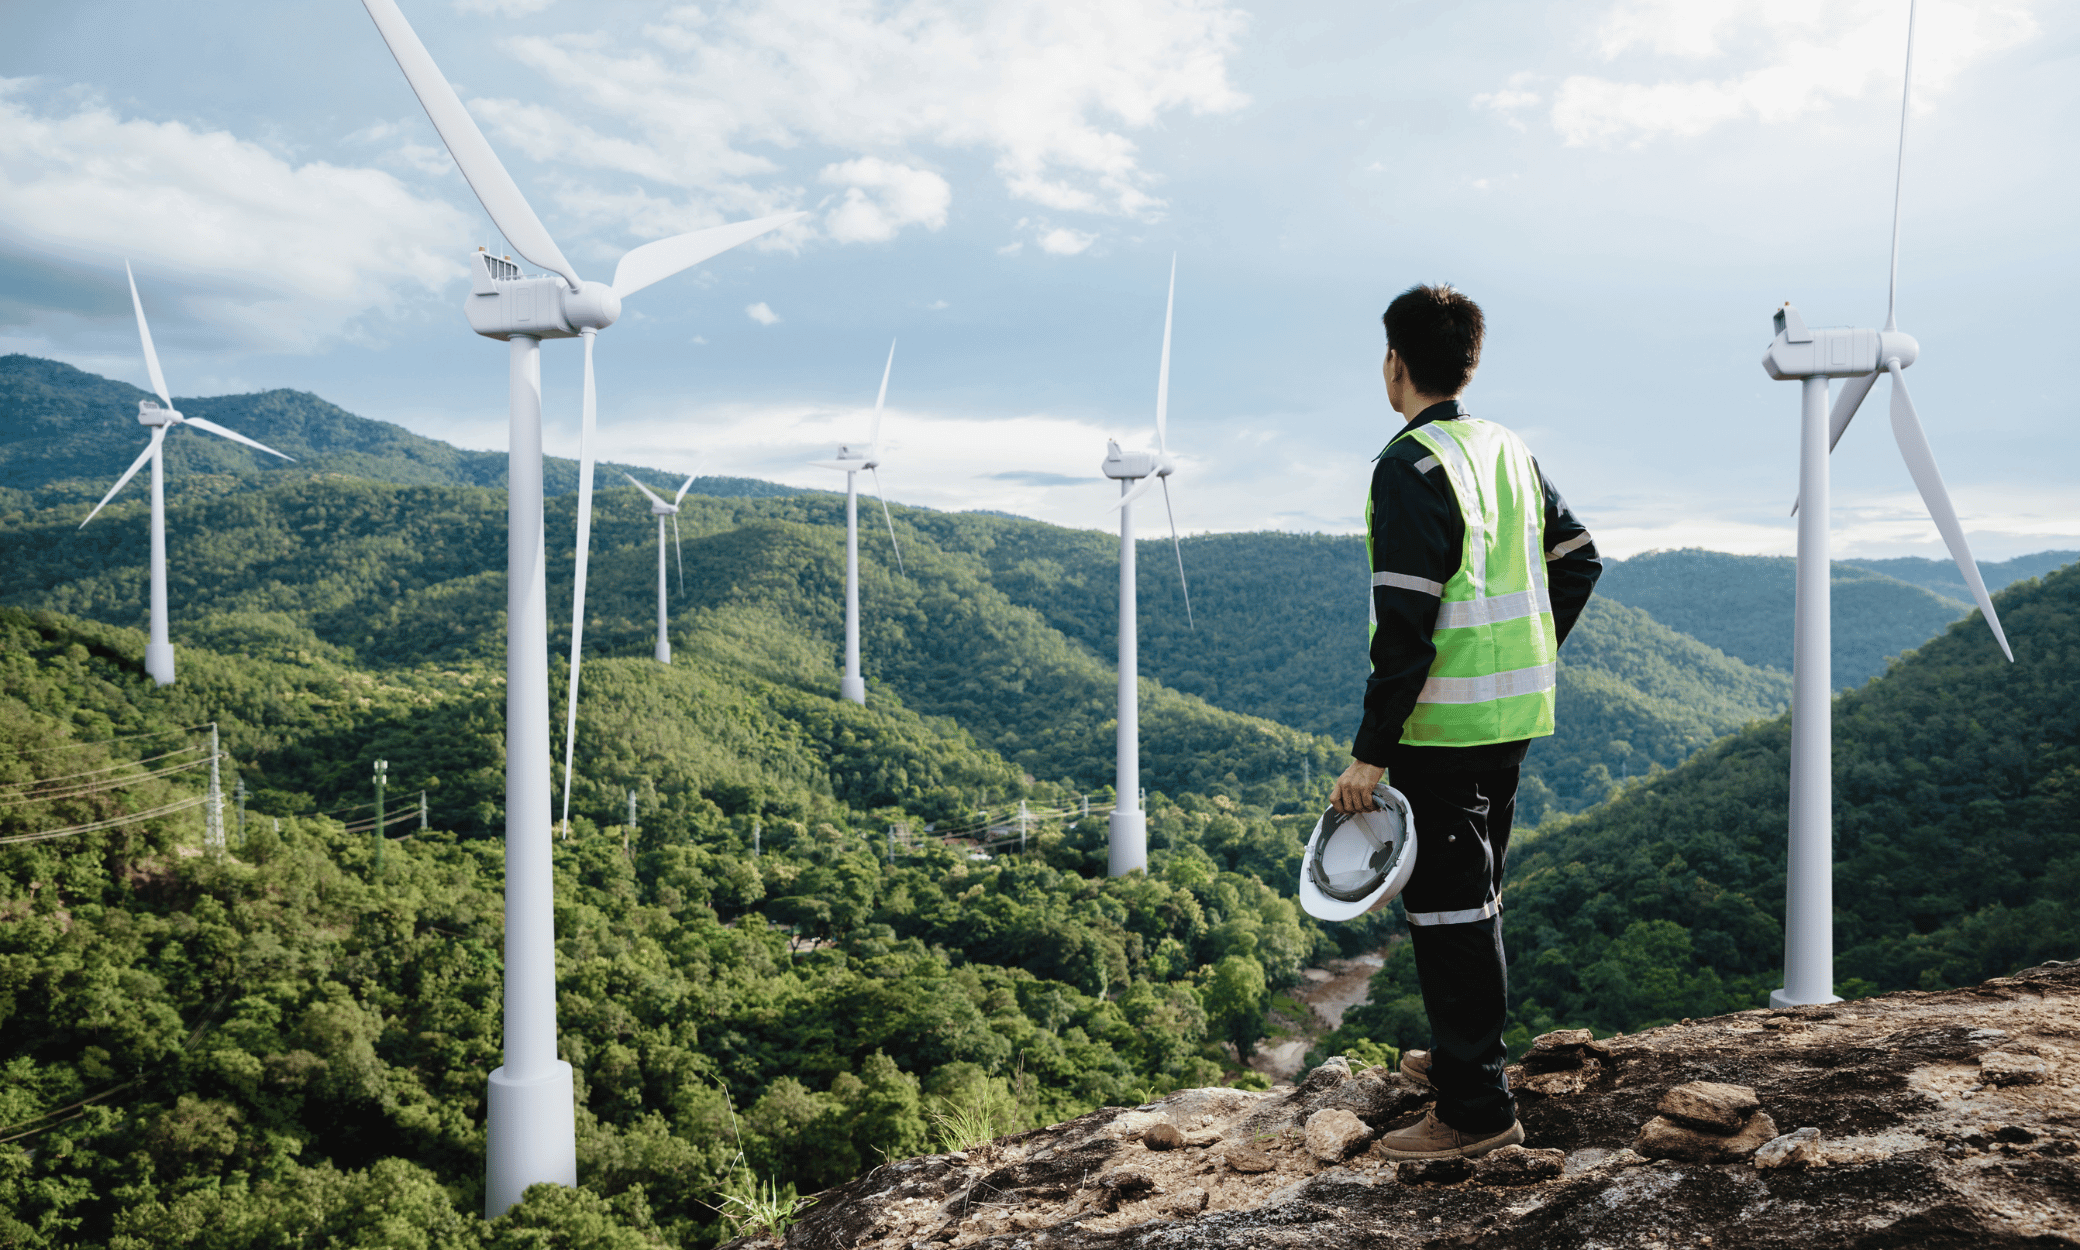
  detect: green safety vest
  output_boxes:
[1367,418,1559,747]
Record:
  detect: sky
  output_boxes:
[3,0,2074,560]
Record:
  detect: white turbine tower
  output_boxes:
[358,0,802,1214]
[81,263,293,686]
[1760,0,2012,1008]
[1101,256,1194,878]
[623,473,695,664]
[810,340,904,705]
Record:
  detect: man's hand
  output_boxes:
[1331,759,1385,814]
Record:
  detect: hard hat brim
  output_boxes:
[1297,785,1417,922]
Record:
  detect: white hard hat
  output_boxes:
[1297,784,1417,922]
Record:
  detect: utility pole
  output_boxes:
[1302,756,1310,790]
[204,724,224,857]
[373,758,389,873]
[1018,799,1029,854]
[420,790,429,831]
[234,778,248,847]
[625,789,637,858]
[752,818,761,858]
[887,823,895,863]
[1081,794,1090,819]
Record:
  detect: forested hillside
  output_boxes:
[1843,549,2078,603]
[0,603,1374,1246]
[0,354,794,506]
[1324,561,2080,1060]
[1593,547,1991,687]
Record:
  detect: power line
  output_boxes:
[0,753,214,809]
[0,744,203,793]
[0,724,214,759]
[0,793,211,846]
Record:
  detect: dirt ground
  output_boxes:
[1249,949,1388,1081]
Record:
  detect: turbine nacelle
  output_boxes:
[811,445,876,473]
[1101,440,1173,481]
[1762,303,1920,380]
[464,250,622,341]
[138,400,178,427]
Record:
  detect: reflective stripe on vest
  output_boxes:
[1367,418,1559,748]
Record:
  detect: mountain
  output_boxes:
[0,353,796,506]
[1594,546,1991,687]
[1842,550,2079,603]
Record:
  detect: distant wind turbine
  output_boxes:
[81,263,293,686]
[1760,0,2012,1008]
[810,340,905,704]
[358,0,804,1214]
[1101,256,1194,877]
[623,472,695,664]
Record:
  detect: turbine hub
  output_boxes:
[137,400,177,427]
[564,280,622,332]
[1878,329,1919,370]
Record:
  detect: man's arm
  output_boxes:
[1350,453,1461,767]
[1535,459,1602,644]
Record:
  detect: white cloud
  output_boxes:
[478,0,1249,242]
[0,82,471,351]
[996,242,1024,257]
[1038,226,1097,256]
[1490,0,2038,146]
[819,157,952,243]
[746,301,781,325]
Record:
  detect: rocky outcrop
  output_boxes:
[738,962,2080,1248]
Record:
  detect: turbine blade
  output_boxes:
[358,0,581,290]
[1108,474,1161,514]
[1887,362,2012,661]
[809,459,858,472]
[1791,370,1880,515]
[674,473,697,506]
[1155,254,1175,456]
[125,262,172,409]
[560,331,600,834]
[621,471,669,508]
[182,415,294,461]
[81,429,162,527]
[871,467,903,575]
[610,212,807,300]
[1162,476,1193,629]
[1885,0,1917,332]
[672,514,684,594]
[870,338,895,456]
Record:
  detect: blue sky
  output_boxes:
[4,0,2073,559]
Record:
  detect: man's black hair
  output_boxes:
[1382,284,1484,398]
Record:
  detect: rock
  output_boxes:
[1183,1128,1223,1147]
[1297,1057,1352,1095]
[1753,1127,1825,1169]
[1531,1028,1596,1052]
[1143,1123,1186,1151]
[1994,1125,2036,1145]
[1979,1051,2049,1085]
[1168,1187,1209,1216]
[1656,1080,1761,1133]
[1399,1157,1475,1184]
[1472,1145,1566,1186]
[1303,1108,1372,1162]
[1635,1111,1778,1163]
[1223,1146,1276,1173]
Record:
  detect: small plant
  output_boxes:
[928,1076,1029,1156]
[713,1168,813,1245]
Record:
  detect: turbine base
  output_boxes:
[485,1061,577,1216]
[1769,987,1843,1009]
[840,675,866,704]
[1108,808,1147,877]
[144,643,176,687]
[655,642,671,665]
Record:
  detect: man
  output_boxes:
[1331,284,1601,1160]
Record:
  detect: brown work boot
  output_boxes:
[1399,1049,1432,1088]
[1374,1109,1525,1161]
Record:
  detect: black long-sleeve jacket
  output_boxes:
[1352,400,1602,770]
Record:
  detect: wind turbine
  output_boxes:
[810,339,904,705]
[81,263,293,686]
[1100,256,1194,877]
[1760,0,2012,1008]
[357,0,802,1214]
[623,472,695,664]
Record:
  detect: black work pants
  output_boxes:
[1391,763,1518,1134]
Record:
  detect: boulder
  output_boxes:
[1143,1123,1186,1151]
[1473,1145,1566,1186]
[1635,1111,1778,1163]
[1753,1127,1825,1170]
[1303,1109,1372,1162]
[1979,1051,2049,1086]
[1223,1146,1276,1173]
[1656,1081,1761,1133]
[1168,1187,1210,1216]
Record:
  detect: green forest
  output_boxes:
[4,353,2075,1247]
